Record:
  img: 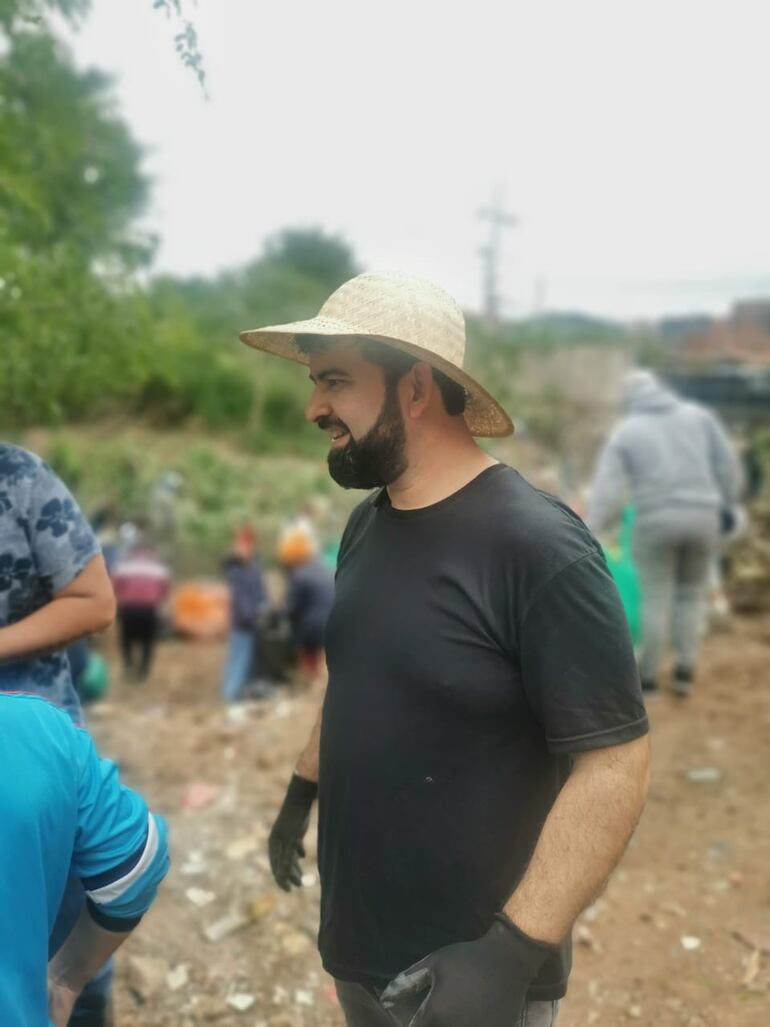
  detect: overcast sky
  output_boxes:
[66,0,770,320]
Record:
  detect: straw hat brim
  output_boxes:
[239,317,514,438]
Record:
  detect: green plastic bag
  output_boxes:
[80,652,110,702]
[603,507,642,645]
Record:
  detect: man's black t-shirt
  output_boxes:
[317,464,648,1000]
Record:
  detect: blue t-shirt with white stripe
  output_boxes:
[0,693,169,1026]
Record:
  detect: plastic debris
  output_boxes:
[281,929,312,955]
[226,835,259,860]
[185,886,216,907]
[181,781,221,812]
[249,892,276,922]
[166,964,189,992]
[742,949,762,987]
[127,956,169,1001]
[680,935,701,951]
[204,910,251,943]
[274,700,293,719]
[180,850,209,876]
[226,993,256,1012]
[685,767,722,784]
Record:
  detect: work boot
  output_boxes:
[671,666,694,698]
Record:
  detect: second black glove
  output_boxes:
[268,772,318,891]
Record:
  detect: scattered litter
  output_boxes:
[180,850,208,876]
[681,936,702,951]
[226,993,256,1012]
[281,929,312,955]
[685,767,722,784]
[301,872,317,887]
[204,911,251,943]
[181,782,221,812]
[185,886,216,908]
[249,892,276,921]
[226,835,259,860]
[741,949,762,988]
[166,964,189,992]
[127,956,169,1001]
[294,989,314,1007]
[226,703,251,724]
[582,900,604,923]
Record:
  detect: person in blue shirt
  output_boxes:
[220,525,267,702]
[0,692,170,1026]
[0,443,117,1024]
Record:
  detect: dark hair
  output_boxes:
[296,334,467,416]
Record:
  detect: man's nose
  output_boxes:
[305,388,332,424]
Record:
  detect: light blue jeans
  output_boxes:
[220,628,255,702]
[335,980,559,1026]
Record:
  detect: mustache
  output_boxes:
[316,415,350,434]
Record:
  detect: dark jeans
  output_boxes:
[335,980,560,1027]
[118,606,159,680]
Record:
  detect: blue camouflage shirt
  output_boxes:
[0,444,100,721]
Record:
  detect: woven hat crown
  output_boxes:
[318,272,467,367]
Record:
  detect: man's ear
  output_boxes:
[404,362,434,420]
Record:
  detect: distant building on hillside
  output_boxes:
[662,299,770,424]
[676,299,770,366]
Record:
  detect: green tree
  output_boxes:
[265,227,359,293]
[0,33,151,265]
[0,24,153,425]
[0,0,88,32]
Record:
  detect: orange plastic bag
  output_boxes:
[171,581,230,640]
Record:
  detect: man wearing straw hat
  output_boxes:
[243,272,650,1027]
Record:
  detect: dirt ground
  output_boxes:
[88,614,770,1027]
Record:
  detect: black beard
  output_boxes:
[325,382,408,490]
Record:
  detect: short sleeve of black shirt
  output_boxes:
[520,549,648,753]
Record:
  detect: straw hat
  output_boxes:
[239,271,513,438]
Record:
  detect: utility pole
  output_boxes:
[477,187,517,328]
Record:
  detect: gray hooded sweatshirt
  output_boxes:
[587,372,741,533]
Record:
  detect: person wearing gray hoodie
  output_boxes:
[587,370,741,696]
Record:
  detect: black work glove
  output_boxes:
[380,915,555,1027]
[268,772,318,891]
